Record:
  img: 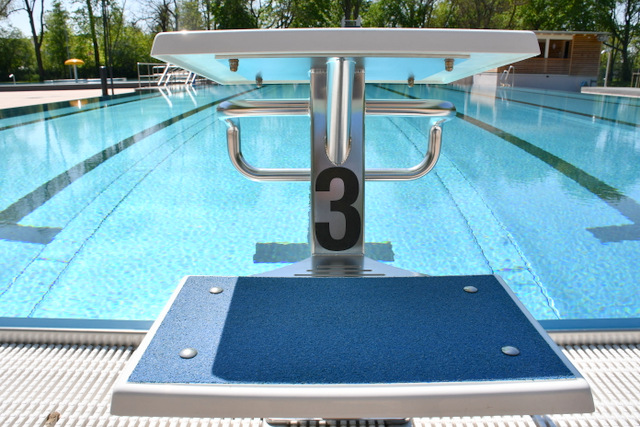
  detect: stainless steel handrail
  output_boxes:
[365,120,444,181]
[218,99,455,182]
[218,100,309,117]
[225,122,310,182]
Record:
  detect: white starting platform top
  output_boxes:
[112,275,594,419]
[150,28,539,85]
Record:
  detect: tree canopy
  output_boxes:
[1,0,638,85]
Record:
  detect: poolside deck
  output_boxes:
[580,86,640,98]
[1,331,638,426]
[0,88,136,109]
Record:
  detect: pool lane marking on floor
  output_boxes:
[503,86,640,110]
[24,118,225,317]
[0,92,161,132]
[436,153,561,318]
[376,84,640,243]
[440,85,640,129]
[0,223,61,245]
[1,87,263,316]
[457,113,640,243]
[370,87,558,309]
[0,107,223,315]
[0,86,261,245]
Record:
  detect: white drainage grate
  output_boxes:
[0,342,638,426]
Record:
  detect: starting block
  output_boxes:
[112,28,593,420]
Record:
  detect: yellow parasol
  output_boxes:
[64,58,85,82]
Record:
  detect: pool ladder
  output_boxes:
[500,65,515,87]
[156,63,197,86]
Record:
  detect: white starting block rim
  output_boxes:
[111,270,593,419]
[151,28,539,85]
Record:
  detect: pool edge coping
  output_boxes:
[1,318,639,346]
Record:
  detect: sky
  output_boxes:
[4,0,49,36]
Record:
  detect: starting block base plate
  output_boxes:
[112,274,593,418]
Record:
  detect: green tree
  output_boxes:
[363,0,438,28]
[146,0,179,32]
[259,0,358,28]
[259,0,295,28]
[110,21,153,77]
[70,21,96,77]
[1,0,14,17]
[71,1,103,77]
[82,0,102,74]
[447,0,517,29]
[43,0,70,79]
[201,0,215,28]
[0,26,36,81]
[102,1,124,71]
[215,0,257,29]
[290,0,339,27]
[519,0,597,30]
[70,1,149,79]
[20,0,45,80]
[342,0,363,20]
[596,0,640,85]
[179,0,204,29]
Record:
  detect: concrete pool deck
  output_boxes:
[580,86,640,98]
[0,88,137,110]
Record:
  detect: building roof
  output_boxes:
[534,30,609,41]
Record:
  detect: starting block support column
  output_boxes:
[311,58,365,258]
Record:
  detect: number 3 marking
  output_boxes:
[315,167,361,251]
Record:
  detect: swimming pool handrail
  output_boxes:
[219,99,455,182]
[225,120,310,181]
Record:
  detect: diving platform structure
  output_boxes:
[111,29,594,420]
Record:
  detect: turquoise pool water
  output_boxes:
[1,83,639,322]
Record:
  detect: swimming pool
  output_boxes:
[1,82,638,322]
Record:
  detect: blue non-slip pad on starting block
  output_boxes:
[131,275,569,384]
[113,275,594,418]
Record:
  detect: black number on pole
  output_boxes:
[315,167,361,251]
